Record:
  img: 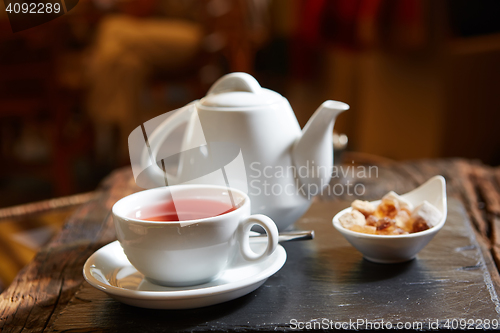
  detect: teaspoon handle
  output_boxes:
[251,230,315,243]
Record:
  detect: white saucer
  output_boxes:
[83,240,287,309]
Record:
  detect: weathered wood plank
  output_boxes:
[476,167,500,216]
[455,161,490,240]
[0,168,139,333]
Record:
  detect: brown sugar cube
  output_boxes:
[351,200,376,217]
[376,217,395,231]
[411,200,442,228]
[366,215,378,226]
[350,224,377,235]
[339,210,366,229]
[382,227,408,235]
[392,228,409,235]
[375,198,400,219]
[375,217,408,235]
[382,191,414,213]
[412,217,430,233]
[395,210,412,232]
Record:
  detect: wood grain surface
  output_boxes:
[1,158,500,332]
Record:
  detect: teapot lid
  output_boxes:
[199,73,283,108]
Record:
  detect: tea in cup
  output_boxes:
[112,184,279,286]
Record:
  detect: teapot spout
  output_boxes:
[292,100,349,195]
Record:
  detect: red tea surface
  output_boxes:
[132,198,236,222]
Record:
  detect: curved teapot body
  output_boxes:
[179,98,311,230]
[135,73,348,231]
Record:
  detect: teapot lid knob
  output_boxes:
[207,72,262,95]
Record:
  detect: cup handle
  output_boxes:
[239,214,279,261]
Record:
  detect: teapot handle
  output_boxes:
[207,72,262,95]
[139,102,196,187]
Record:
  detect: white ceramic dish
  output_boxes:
[83,240,286,309]
[332,175,447,263]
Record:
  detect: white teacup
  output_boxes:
[112,184,279,287]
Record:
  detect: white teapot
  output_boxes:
[134,73,348,230]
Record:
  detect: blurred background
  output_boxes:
[0,0,499,287]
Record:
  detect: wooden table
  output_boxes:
[2,157,500,332]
